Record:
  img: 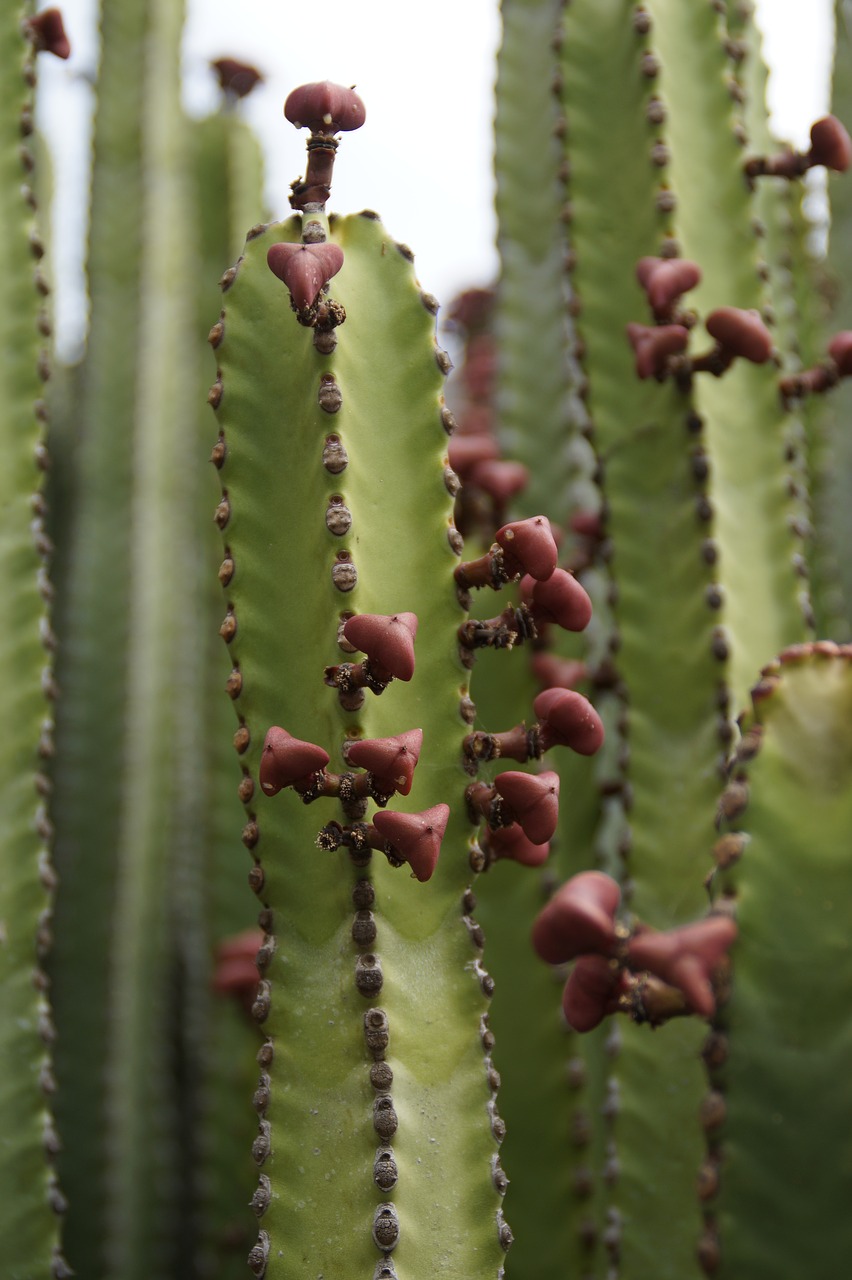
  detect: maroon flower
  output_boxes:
[705,308,773,365]
[495,516,559,581]
[626,916,737,1017]
[532,871,620,965]
[808,115,852,173]
[636,256,702,315]
[493,770,560,844]
[372,805,449,882]
[212,928,264,1015]
[523,568,593,633]
[26,8,70,59]
[828,331,852,377]
[211,58,264,99]
[562,954,624,1032]
[346,730,423,797]
[284,81,366,134]
[259,727,329,796]
[626,321,689,378]
[267,241,345,311]
[533,688,605,756]
[482,823,550,867]
[342,612,418,682]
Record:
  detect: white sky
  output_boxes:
[36,0,833,355]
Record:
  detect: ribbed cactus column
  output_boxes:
[643,0,810,706]
[48,0,150,1268]
[471,4,612,1273]
[821,0,852,628]
[556,4,725,1274]
[211,99,507,1269]
[101,0,207,1270]
[706,643,852,1278]
[0,7,65,1276]
[192,65,271,1277]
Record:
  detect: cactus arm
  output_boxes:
[214,208,505,1278]
[0,6,63,1274]
[493,0,585,521]
[784,191,844,638]
[470,10,623,1234]
[644,0,810,705]
[558,3,732,1273]
[100,0,203,1272]
[48,0,151,1266]
[708,644,852,1278]
[191,101,271,1277]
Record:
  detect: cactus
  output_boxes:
[3,1,852,1278]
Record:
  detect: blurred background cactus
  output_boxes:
[3,1,852,1278]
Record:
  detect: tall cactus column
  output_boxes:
[706,642,852,1278]
[211,86,507,1278]
[0,7,67,1277]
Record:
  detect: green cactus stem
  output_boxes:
[48,0,151,1265]
[212,181,509,1275]
[705,642,852,1278]
[0,6,64,1275]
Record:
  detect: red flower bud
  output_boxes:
[342,613,418,682]
[627,915,737,1018]
[495,516,558,581]
[705,308,773,365]
[828,330,852,377]
[26,8,70,59]
[372,804,449,882]
[493,770,560,844]
[808,115,852,173]
[626,321,689,378]
[562,954,623,1032]
[526,567,593,633]
[530,652,587,691]
[569,510,603,539]
[533,688,604,756]
[259,727,329,796]
[447,433,500,478]
[346,730,423,796]
[284,81,366,134]
[483,823,550,867]
[532,871,621,964]
[636,256,702,313]
[211,58,264,99]
[468,459,529,504]
[212,929,264,1015]
[267,242,345,311]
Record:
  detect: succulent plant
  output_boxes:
[3,1,852,1278]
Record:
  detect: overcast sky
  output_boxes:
[37,0,834,355]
